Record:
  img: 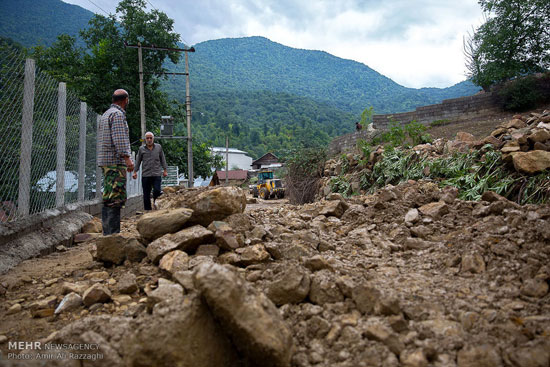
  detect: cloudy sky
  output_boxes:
[62,0,485,88]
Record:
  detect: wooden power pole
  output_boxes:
[124,42,195,187]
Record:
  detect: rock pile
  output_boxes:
[321,109,550,195]
[5,180,549,367]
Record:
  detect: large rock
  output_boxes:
[49,315,133,366]
[208,221,241,250]
[147,225,214,264]
[124,295,241,367]
[82,283,112,307]
[511,150,550,174]
[95,234,146,265]
[186,186,247,227]
[352,283,400,316]
[82,217,102,233]
[193,263,294,367]
[457,345,502,367]
[136,208,193,242]
[418,201,449,219]
[318,200,349,218]
[309,270,344,305]
[146,278,184,309]
[461,252,486,273]
[159,250,190,275]
[266,265,311,305]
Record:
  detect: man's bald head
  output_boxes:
[112,89,129,103]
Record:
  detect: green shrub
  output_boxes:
[330,175,352,197]
[358,145,550,204]
[429,119,451,127]
[496,75,541,111]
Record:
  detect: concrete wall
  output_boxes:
[0,195,143,274]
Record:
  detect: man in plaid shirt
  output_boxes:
[98,89,134,235]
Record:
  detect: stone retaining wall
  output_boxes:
[373,92,500,130]
[329,92,503,156]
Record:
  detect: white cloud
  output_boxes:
[62,0,484,88]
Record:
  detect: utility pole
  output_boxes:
[138,43,146,142]
[185,50,194,188]
[225,135,229,185]
[124,42,195,186]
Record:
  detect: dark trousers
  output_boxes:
[142,176,162,210]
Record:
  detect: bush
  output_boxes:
[330,176,352,197]
[282,146,327,204]
[496,73,550,111]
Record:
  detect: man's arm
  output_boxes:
[134,148,143,173]
[110,113,131,159]
[159,145,168,170]
[110,112,133,171]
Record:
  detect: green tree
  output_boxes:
[465,0,550,90]
[32,0,181,144]
[359,106,374,126]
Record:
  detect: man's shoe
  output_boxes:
[102,206,121,235]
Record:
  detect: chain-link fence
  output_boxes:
[0,46,141,223]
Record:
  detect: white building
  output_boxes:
[211,147,253,171]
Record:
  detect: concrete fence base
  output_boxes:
[0,195,143,274]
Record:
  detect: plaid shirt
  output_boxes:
[98,104,131,166]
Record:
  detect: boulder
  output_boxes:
[511,151,550,174]
[418,201,449,219]
[193,263,294,367]
[503,118,527,129]
[318,200,349,218]
[117,273,138,294]
[208,221,241,250]
[147,225,214,264]
[136,208,193,242]
[55,292,83,314]
[159,250,190,275]
[233,244,271,266]
[124,295,241,367]
[457,345,502,367]
[461,252,486,274]
[82,217,102,233]
[309,270,344,305]
[186,186,247,227]
[266,265,311,305]
[95,234,146,265]
[82,283,112,307]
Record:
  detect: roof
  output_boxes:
[212,147,249,155]
[215,170,248,180]
[252,152,279,165]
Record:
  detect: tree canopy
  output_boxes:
[33,0,181,144]
[465,0,550,90]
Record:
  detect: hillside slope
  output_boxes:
[167,37,481,114]
[0,0,93,47]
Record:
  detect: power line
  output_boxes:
[85,0,110,17]
[144,0,190,47]
[146,0,157,11]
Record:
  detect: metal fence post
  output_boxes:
[18,58,36,217]
[96,115,102,200]
[56,82,67,207]
[78,102,86,202]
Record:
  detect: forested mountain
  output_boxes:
[188,90,356,159]
[0,0,481,159]
[166,37,480,115]
[0,0,93,47]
